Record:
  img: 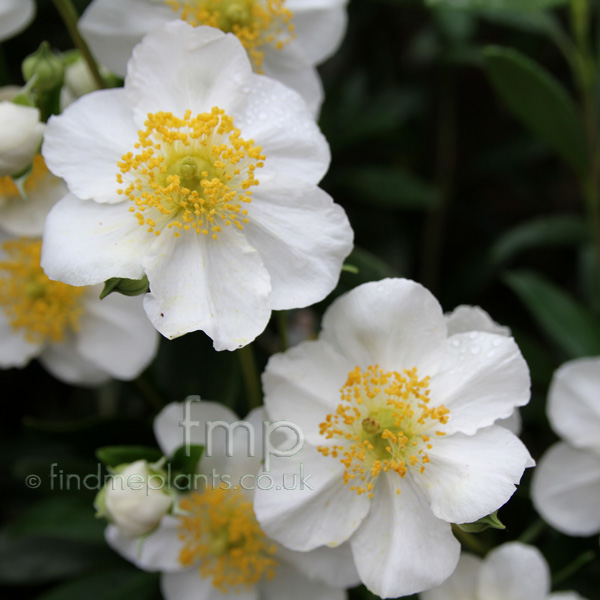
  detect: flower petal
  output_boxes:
[41,193,151,286]
[420,553,482,600]
[478,542,549,600]
[547,357,600,452]
[245,176,352,311]
[0,308,41,367]
[445,304,510,337]
[415,426,533,524]
[253,444,370,551]
[321,278,447,374]
[532,442,600,536]
[42,89,138,204]
[429,332,530,436]
[142,226,271,350]
[161,569,258,600]
[350,473,459,598]
[0,0,35,42]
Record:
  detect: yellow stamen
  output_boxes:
[0,155,52,201]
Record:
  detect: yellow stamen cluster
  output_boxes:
[178,488,277,592]
[166,0,295,71]
[318,365,450,498]
[117,107,264,239]
[0,155,51,201]
[0,239,85,343]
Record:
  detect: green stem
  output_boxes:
[52,0,106,90]
[238,344,262,409]
[552,550,595,587]
[451,524,488,556]
[275,310,289,352]
[517,518,547,545]
[133,376,165,413]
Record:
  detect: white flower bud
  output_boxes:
[0,102,45,176]
[100,460,173,538]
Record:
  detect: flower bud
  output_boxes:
[96,459,173,538]
[22,42,65,92]
[0,101,45,176]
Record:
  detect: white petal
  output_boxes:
[321,278,447,374]
[532,442,600,536]
[75,289,158,380]
[478,542,549,600]
[245,177,352,310]
[498,408,522,436]
[549,593,589,600]
[105,516,183,572]
[262,340,352,446]
[260,560,347,600]
[0,0,35,42]
[79,0,173,77]
[350,474,459,598]
[548,357,600,452]
[420,553,482,600]
[445,305,510,337]
[161,569,258,600]
[276,543,360,588]
[127,22,252,122]
[41,193,151,286]
[415,426,533,524]
[430,332,530,436]
[142,227,271,350]
[253,444,370,551]
[235,74,330,184]
[43,89,138,204]
[0,308,41,367]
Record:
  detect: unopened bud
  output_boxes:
[22,42,65,92]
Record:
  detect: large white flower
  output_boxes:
[532,357,600,537]
[253,278,534,598]
[106,399,360,600]
[0,235,159,385]
[421,542,588,600]
[41,22,353,352]
[79,0,347,115]
[0,0,35,42]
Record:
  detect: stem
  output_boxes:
[451,524,488,556]
[552,550,595,587]
[52,0,106,90]
[238,344,262,409]
[275,310,289,352]
[517,518,547,545]
[133,376,164,413]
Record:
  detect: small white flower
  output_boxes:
[0,236,159,385]
[0,0,35,42]
[420,542,588,600]
[532,357,600,537]
[41,22,353,351]
[100,459,174,538]
[0,102,45,176]
[253,278,534,598]
[78,0,348,114]
[105,399,360,600]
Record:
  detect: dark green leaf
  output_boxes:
[99,275,149,300]
[483,46,588,174]
[504,270,600,358]
[96,446,163,469]
[457,511,505,533]
[426,0,567,11]
[168,444,204,479]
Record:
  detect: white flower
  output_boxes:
[0,235,159,385]
[532,357,600,537]
[0,0,35,42]
[0,102,45,176]
[100,459,174,538]
[0,154,67,237]
[105,399,360,600]
[79,0,348,115]
[420,542,588,600]
[41,22,352,351]
[253,278,534,598]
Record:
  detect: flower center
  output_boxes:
[0,155,51,202]
[117,107,264,239]
[178,488,277,592]
[0,239,85,343]
[318,365,450,498]
[165,0,295,71]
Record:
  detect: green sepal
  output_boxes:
[99,275,149,300]
[457,511,505,533]
[165,444,205,491]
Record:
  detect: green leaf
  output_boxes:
[504,270,600,358]
[457,511,505,533]
[491,215,589,264]
[99,275,149,300]
[426,0,567,11]
[96,446,163,469]
[167,444,204,480]
[483,46,588,174]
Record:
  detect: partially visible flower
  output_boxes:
[254,278,533,599]
[0,236,159,385]
[0,154,67,237]
[0,102,45,176]
[41,23,353,351]
[532,357,600,537]
[420,542,588,600]
[79,0,348,114]
[105,399,360,600]
[0,0,35,42]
